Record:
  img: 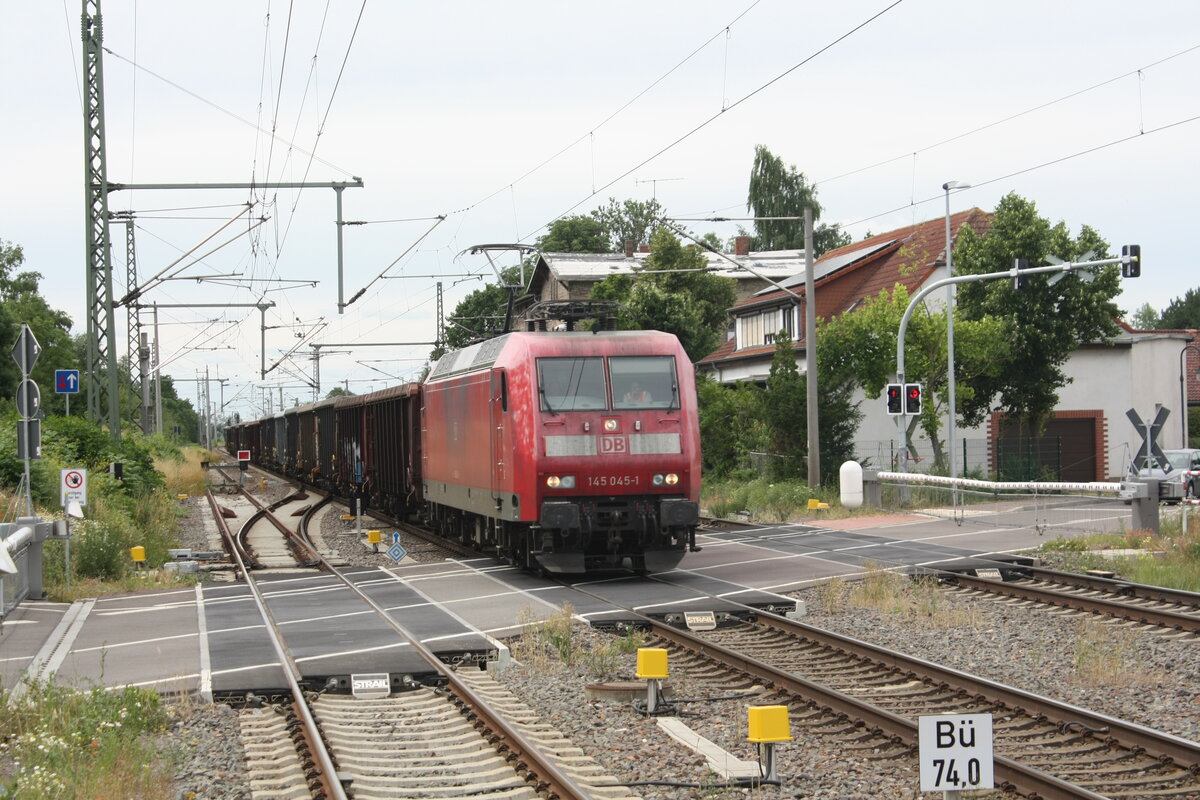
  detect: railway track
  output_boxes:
[202,467,622,800]
[937,564,1200,637]
[704,510,1200,636]
[570,578,1200,800]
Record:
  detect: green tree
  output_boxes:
[955,193,1121,431]
[746,145,850,257]
[1160,288,1200,330]
[818,285,1005,470]
[158,376,199,443]
[761,332,807,478]
[325,386,354,399]
[536,215,611,253]
[1129,302,1161,330]
[441,265,525,352]
[696,375,766,478]
[591,228,736,361]
[0,239,78,415]
[590,197,665,252]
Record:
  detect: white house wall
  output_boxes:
[843,333,1189,479]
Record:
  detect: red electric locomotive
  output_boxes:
[421,330,700,573]
[227,328,701,575]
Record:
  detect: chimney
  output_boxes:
[735,236,751,256]
[623,239,635,258]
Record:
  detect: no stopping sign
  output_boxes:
[61,468,88,507]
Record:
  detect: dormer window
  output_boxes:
[736,305,795,349]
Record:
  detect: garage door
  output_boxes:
[996,418,1096,482]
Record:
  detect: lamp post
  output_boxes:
[1180,342,1200,448]
[942,180,970,484]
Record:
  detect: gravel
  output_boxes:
[166,703,250,800]
[165,496,1200,798]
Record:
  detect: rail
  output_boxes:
[276,477,596,799]
[205,487,347,799]
[560,574,1200,799]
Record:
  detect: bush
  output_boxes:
[71,514,131,580]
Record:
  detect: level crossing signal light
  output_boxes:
[904,383,922,415]
[1121,244,1141,278]
[885,384,903,415]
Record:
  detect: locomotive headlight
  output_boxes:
[653,473,680,486]
[603,418,619,432]
[546,475,575,489]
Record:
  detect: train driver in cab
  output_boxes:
[624,381,652,404]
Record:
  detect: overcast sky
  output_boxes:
[3,1,1197,418]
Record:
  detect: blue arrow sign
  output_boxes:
[55,370,80,394]
[392,531,401,544]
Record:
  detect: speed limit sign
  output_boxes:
[61,468,88,508]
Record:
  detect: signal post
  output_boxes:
[891,248,1141,490]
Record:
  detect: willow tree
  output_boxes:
[746,145,850,256]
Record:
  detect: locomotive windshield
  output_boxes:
[537,357,607,411]
[537,355,680,411]
[610,356,679,409]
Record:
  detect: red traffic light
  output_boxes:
[886,383,903,415]
[904,383,922,415]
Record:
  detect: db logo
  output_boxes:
[599,435,627,454]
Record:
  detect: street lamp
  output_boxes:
[1180,342,1200,448]
[942,180,970,483]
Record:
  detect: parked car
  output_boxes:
[1128,448,1200,503]
[1172,449,1200,498]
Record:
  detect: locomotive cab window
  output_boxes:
[611,356,679,409]
[537,357,606,412]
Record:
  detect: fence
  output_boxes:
[854,437,1094,481]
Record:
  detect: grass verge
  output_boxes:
[1034,511,1200,592]
[816,567,981,629]
[509,604,644,679]
[155,446,211,497]
[0,681,173,799]
[702,477,882,522]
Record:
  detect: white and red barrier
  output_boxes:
[875,471,1124,495]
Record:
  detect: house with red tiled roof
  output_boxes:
[696,211,1193,482]
[697,209,989,384]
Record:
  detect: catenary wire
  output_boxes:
[837,112,1200,233]
[522,0,907,244]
